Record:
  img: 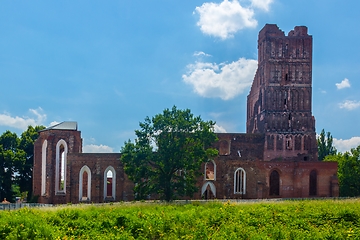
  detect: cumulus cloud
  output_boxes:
[333,137,360,153]
[193,51,212,57]
[182,58,257,100]
[48,121,60,127]
[214,124,227,133]
[194,0,258,39]
[0,107,46,130]
[83,144,114,153]
[338,100,360,110]
[250,0,273,11]
[336,78,351,89]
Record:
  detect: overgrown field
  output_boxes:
[1,199,360,239]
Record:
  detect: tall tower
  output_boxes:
[247,24,318,161]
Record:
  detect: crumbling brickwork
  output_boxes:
[247,24,317,161]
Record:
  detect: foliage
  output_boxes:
[325,145,360,197]
[121,106,218,202]
[317,129,337,160]
[0,126,45,202]
[1,199,360,239]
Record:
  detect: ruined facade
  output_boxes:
[33,24,338,204]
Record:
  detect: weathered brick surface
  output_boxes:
[32,24,338,204]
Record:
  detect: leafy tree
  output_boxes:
[0,126,44,202]
[121,106,218,202]
[325,145,360,197]
[317,129,337,160]
[0,131,21,202]
[17,126,45,199]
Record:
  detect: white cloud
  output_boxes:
[193,51,212,57]
[182,58,258,100]
[250,0,273,11]
[336,78,351,89]
[338,100,360,110]
[0,107,46,130]
[48,121,60,127]
[214,124,227,133]
[83,144,114,153]
[333,137,360,153]
[194,0,257,39]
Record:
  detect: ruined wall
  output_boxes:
[33,129,82,204]
[67,153,134,203]
[199,133,338,199]
[246,24,317,161]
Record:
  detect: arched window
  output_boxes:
[234,168,246,194]
[104,166,116,200]
[79,165,91,201]
[309,170,317,196]
[41,140,47,196]
[269,170,280,196]
[205,160,216,181]
[201,182,216,199]
[55,139,68,194]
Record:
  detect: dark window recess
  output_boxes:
[269,170,280,196]
[309,170,317,196]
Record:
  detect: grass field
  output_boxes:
[0,199,359,239]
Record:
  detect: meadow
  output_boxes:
[0,199,359,239]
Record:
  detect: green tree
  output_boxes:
[317,129,337,160]
[0,126,44,202]
[0,131,21,202]
[17,125,45,200]
[121,106,218,202]
[325,145,360,197]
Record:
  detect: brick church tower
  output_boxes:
[247,24,318,161]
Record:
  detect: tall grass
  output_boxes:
[0,199,359,239]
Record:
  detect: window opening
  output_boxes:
[103,166,116,201]
[106,170,113,197]
[309,170,317,196]
[55,140,68,194]
[269,170,280,196]
[82,171,88,200]
[205,161,215,180]
[79,165,91,201]
[234,168,246,194]
[41,140,47,196]
[59,147,65,191]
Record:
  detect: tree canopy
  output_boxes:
[317,129,337,160]
[0,125,44,202]
[121,106,218,201]
[325,145,360,197]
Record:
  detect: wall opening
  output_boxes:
[201,182,216,199]
[104,166,116,201]
[234,168,246,194]
[269,170,280,196]
[41,140,47,196]
[55,139,68,194]
[309,170,317,196]
[205,160,216,180]
[79,165,91,201]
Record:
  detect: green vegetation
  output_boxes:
[0,126,45,202]
[317,129,337,161]
[325,145,360,197]
[1,199,360,239]
[121,106,218,202]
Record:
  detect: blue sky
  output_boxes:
[1,0,359,153]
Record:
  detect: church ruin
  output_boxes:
[32,24,338,204]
